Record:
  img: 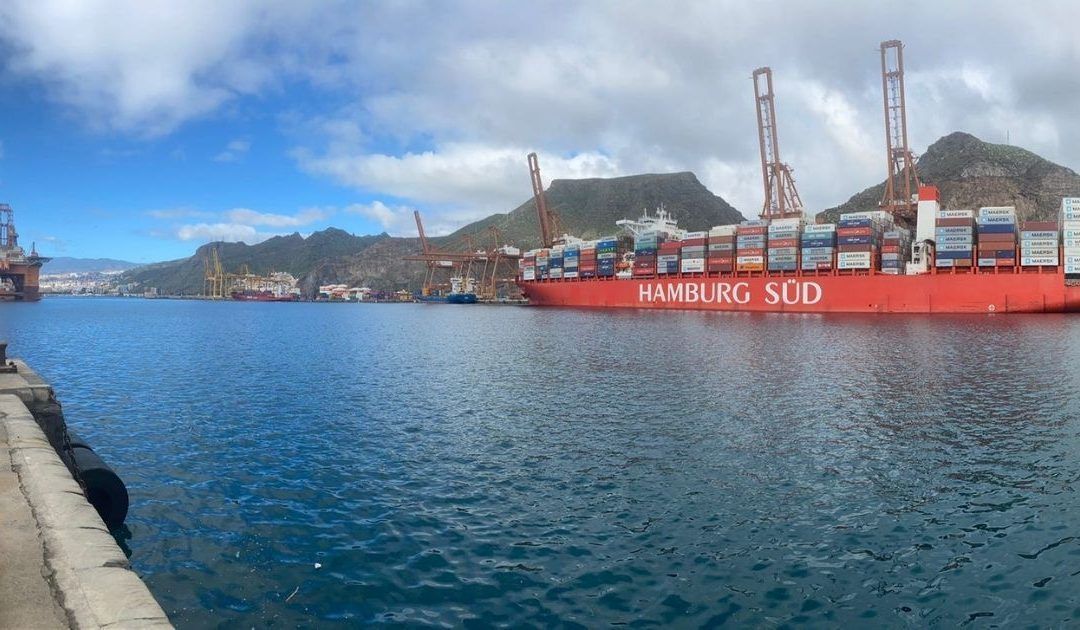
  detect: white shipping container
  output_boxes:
[549,268,564,278]
[838,259,872,269]
[1021,247,1058,257]
[977,216,1015,225]
[768,247,798,256]
[978,206,1017,217]
[1064,255,1080,265]
[935,259,955,268]
[1062,197,1080,210]
[838,252,872,263]
[658,254,679,263]
[804,223,836,233]
[1063,229,1080,239]
[680,258,706,273]
[523,269,536,281]
[802,246,835,255]
[1021,256,1058,266]
[938,209,975,219]
[563,271,579,279]
[735,255,764,264]
[709,225,738,236]
[598,252,617,260]
[768,255,797,263]
[1023,239,1058,249]
[1062,208,1080,221]
[769,217,804,227]
[1021,231,1058,240]
[683,231,708,239]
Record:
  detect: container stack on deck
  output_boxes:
[681,231,707,274]
[521,251,537,281]
[549,246,564,279]
[708,226,736,273]
[563,244,580,279]
[579,242,597,278]
[736,221,767,272]
[597,237,617,277]
[634,232,660,277]
[801,224,836,271]
[837,211,886,270]
[1063,198,1080,279]
[1020,219,1060,267]
[766,218,801,272]
[880,227,910,274]
[935,210,975,268]
[976,207,1017,268]
[657,239,680,275]
[537,248,550,279]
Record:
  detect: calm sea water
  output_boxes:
[3,298,1080,627]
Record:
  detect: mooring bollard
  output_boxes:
[0,340,17,373]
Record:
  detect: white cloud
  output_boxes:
[175,222,277,244]
[297,143,622,220]
[145,207,214,219]
[344,201,422,236]
[224,207,330,227]
[213,139,251,162]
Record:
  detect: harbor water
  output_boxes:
[3,298,1080,626]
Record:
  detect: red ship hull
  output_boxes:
[231,291,298,302]
[518,270,1080,313]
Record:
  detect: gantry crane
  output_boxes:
[753,67,804,220]
[402,210,522,300]
[879,40,920,225]
[203,247,226,298]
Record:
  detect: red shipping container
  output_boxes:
[736,226,766,235]
[769,238,797,248]
[936,217,975,227]
[1022,221,1059,231]
[659,242,682,252]
[996,258,1016,265]
[838,244,875,253]
[881,245,900,254]
[708,236,736,245]
[681,238,707,247]
[737,248,765,256]
[836,227,871,237]
[708,262,734,272]
[707,256,733,264]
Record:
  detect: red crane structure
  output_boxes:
[752,67,804,220]
[879,40,920,225]
[527,152,564,247]
[402,210,522,300]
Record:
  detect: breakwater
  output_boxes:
[0,342,170,628]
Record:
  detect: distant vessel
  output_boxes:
[446,276,477,304]
[230,289,299,302]
[0,204,49,301]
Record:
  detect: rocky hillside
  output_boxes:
[122,172,743,296]
[819,132,1080,223]
[447,172,744,249]
[121,229,388,296]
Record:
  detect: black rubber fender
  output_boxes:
[68,445,129,530]
[66,430,93,451]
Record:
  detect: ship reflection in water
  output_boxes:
[3,300,1080,626]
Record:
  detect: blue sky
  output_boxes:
[2,1,1079,263]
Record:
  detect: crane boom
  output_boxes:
[527,152,554,248]
[879,40,920,224]
[753,67,804,220]
[414,210,430,254]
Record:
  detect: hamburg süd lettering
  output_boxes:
[638,279,822,306]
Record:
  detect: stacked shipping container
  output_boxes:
[880,228,911,274]
[634,232,660,277]
[1063,198,1080,279]
[1020,220,1059,267]
[681,231,707,273]
[736,221,767,272]
[935,210,975,268]
[837,211,886,269]
[563,244,580,279]
[708,225,736,273]
[767,218,801,272]
[579,242,597,278]
[597,237,617,277]
[521,251,537,281]
[801,224,836,271]
[657,239,681,275]
[975,207,1017,268]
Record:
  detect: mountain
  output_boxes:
[120,229,388,295]
[120,171,743,295]
[42,257,140,274]
[820,132,1080,223]
[446,171,744,249]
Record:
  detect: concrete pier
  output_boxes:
[0,351,171,628]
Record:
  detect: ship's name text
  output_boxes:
[638,280,823,305]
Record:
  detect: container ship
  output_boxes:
[231,289,299,302]
[516,41,1080,314]
[0,204,49,301]
[516,190,1080,314]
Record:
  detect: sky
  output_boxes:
[1,1,1079,263]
